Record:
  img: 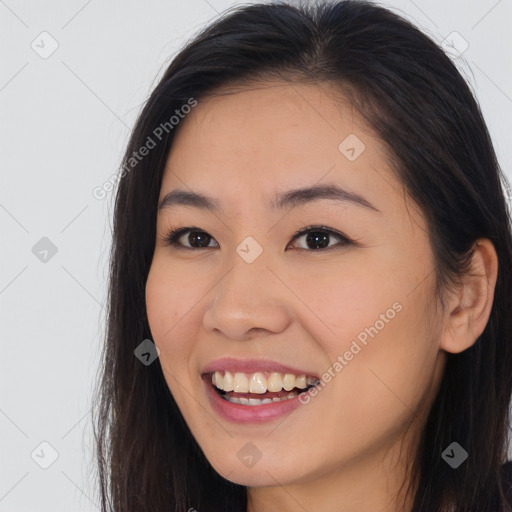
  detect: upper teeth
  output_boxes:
[212,371,317,394]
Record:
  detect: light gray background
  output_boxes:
[1,0,511,510]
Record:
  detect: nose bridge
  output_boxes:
[218,236,272,309]
[202,237,291,339]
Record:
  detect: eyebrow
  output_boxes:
[158,183,381,214]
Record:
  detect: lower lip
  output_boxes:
[203,377,309,424]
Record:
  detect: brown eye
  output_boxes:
[163,225,352,252]
[164,227,219,250]
[287,226,352,251]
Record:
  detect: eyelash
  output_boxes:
[160,224,355,252]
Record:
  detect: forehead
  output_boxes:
[169,81,375,154]
[160,81,398,214]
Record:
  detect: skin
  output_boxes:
[145,81,498,512]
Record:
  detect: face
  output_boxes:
[145,81,446,489]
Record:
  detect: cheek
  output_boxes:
[298,255,439,427]
[145,258,204,344]
[326,291,439,440]
[288,255,405,356]
[145,260,205,398]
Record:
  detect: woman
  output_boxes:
[93,1,512,510]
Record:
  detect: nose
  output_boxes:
[202,251,292,341]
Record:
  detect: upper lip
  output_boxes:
[201,357,319,378]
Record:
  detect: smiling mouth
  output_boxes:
[208,370,320,406]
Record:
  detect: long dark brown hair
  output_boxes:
[92,1,512,510]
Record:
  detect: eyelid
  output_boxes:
[287,225,353,250]
[160,225,219,250]
[161,224,355,251]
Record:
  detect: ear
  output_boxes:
[440,238,498,354]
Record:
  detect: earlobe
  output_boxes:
[440,238,498,354]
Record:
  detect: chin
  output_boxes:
[206,452,312,488]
